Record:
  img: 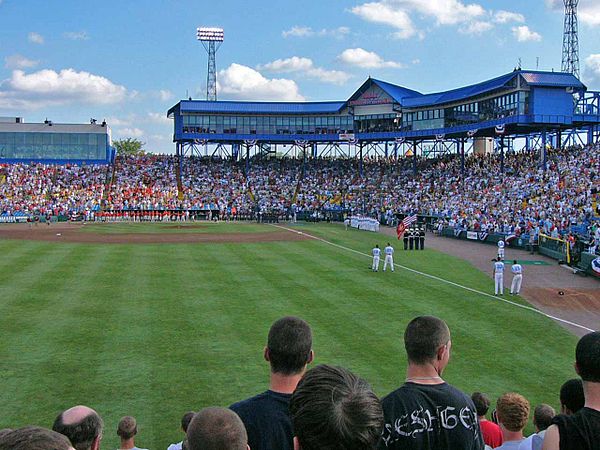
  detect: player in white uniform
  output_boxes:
[493,257,505,295]
[383,243,395,272]
[510,260,523,295]
[372,245,381,272]
[497,239,505,260]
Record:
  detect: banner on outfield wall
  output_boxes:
[592,257,600,277]
[0,215,29,223]
[350,216,380,233]
[466,231,489,241]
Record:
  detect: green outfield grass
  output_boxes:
[0,222,578,448]
[79,221,275,234]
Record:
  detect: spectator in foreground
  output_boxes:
[116,416,148,450]
[559,378,585,415]
[52,405,103,450]
[290,364,383,450]
[472,392,503,448]
[230,316,313,450]
[531,404,555,450]
[543,331,600,449]
[379,316,483,449]
[494,392,531,449]
[0,426,74,450]
[186,407,248,450]
[167,411,195,450]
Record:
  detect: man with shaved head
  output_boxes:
[186,407,249,450]
[52,405,103,450]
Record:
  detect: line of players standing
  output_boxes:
[403,226,426,250]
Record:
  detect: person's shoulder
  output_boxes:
[230,390,288,411]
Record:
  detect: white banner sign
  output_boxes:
[467,231,478,240]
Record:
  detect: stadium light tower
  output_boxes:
[561,0,580,79]
[197,27,224,101]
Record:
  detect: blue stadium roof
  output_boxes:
[403,70,585,108]
[370,79,422,102]
[347,78,422,105]
[171,99,346,115]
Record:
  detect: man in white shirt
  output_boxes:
[493,257,505,296]
[497,239,505,260]
[510,260,523,295]
[372,245,381,272]
[383,243,395,272]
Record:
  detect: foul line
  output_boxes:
[271,224,595,333]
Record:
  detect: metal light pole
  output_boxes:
[197,27,224,101]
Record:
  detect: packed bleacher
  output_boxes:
[1,316,598,450]
[1,143,598,239]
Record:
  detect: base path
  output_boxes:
[0,223,311,244]
[380,228,599,336]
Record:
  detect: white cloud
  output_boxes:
[147,112,171,124]
[546,0,600,26]
[350,2,416,39]
[338,48,403,69]
[118,128,144,138]
[4,54,39,69]
[105,116,133,127]
[28,32,44,44]
[217,63,304,101]
[258,56,350,85]
[158,89,173,101]
[259,57,314,73]
[63,31,89,40]
[459,21,493,35]
[412,58,421,65]
[584,54,600,88]
[0,68,127,109]
[494,10,525,24]
[512,25,542,42]
[351,1,530,38]
[282,26,350,39]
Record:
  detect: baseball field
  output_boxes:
[0,222,580,449]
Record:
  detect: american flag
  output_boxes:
[403,214,418,227]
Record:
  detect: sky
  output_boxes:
[0,0,599,154]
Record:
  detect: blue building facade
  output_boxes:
[168,70,600,159]
[0,118,115,164]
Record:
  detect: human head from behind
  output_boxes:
[404,316,451,376]
[496,393,530,436]
[181,411,195,433]
[289,364,384,450]
[52,405,103,450]
[0,426,75,450]
[471,392,491,419]
[533,404,555,432]
[575,331,600,383]
[186,407,248,450]
[117,416,139,446]
[265,316,313,376]
[559,378,585,415]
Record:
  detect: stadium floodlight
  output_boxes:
[197,27,224,101]
[196,27,224,42]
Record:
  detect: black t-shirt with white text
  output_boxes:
[379,382,484,450]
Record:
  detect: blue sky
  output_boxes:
[1,0,599,153]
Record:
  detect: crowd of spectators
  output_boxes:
[1,316,598,450]
[1,143,598,238]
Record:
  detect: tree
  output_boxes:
[113,138,146,156]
